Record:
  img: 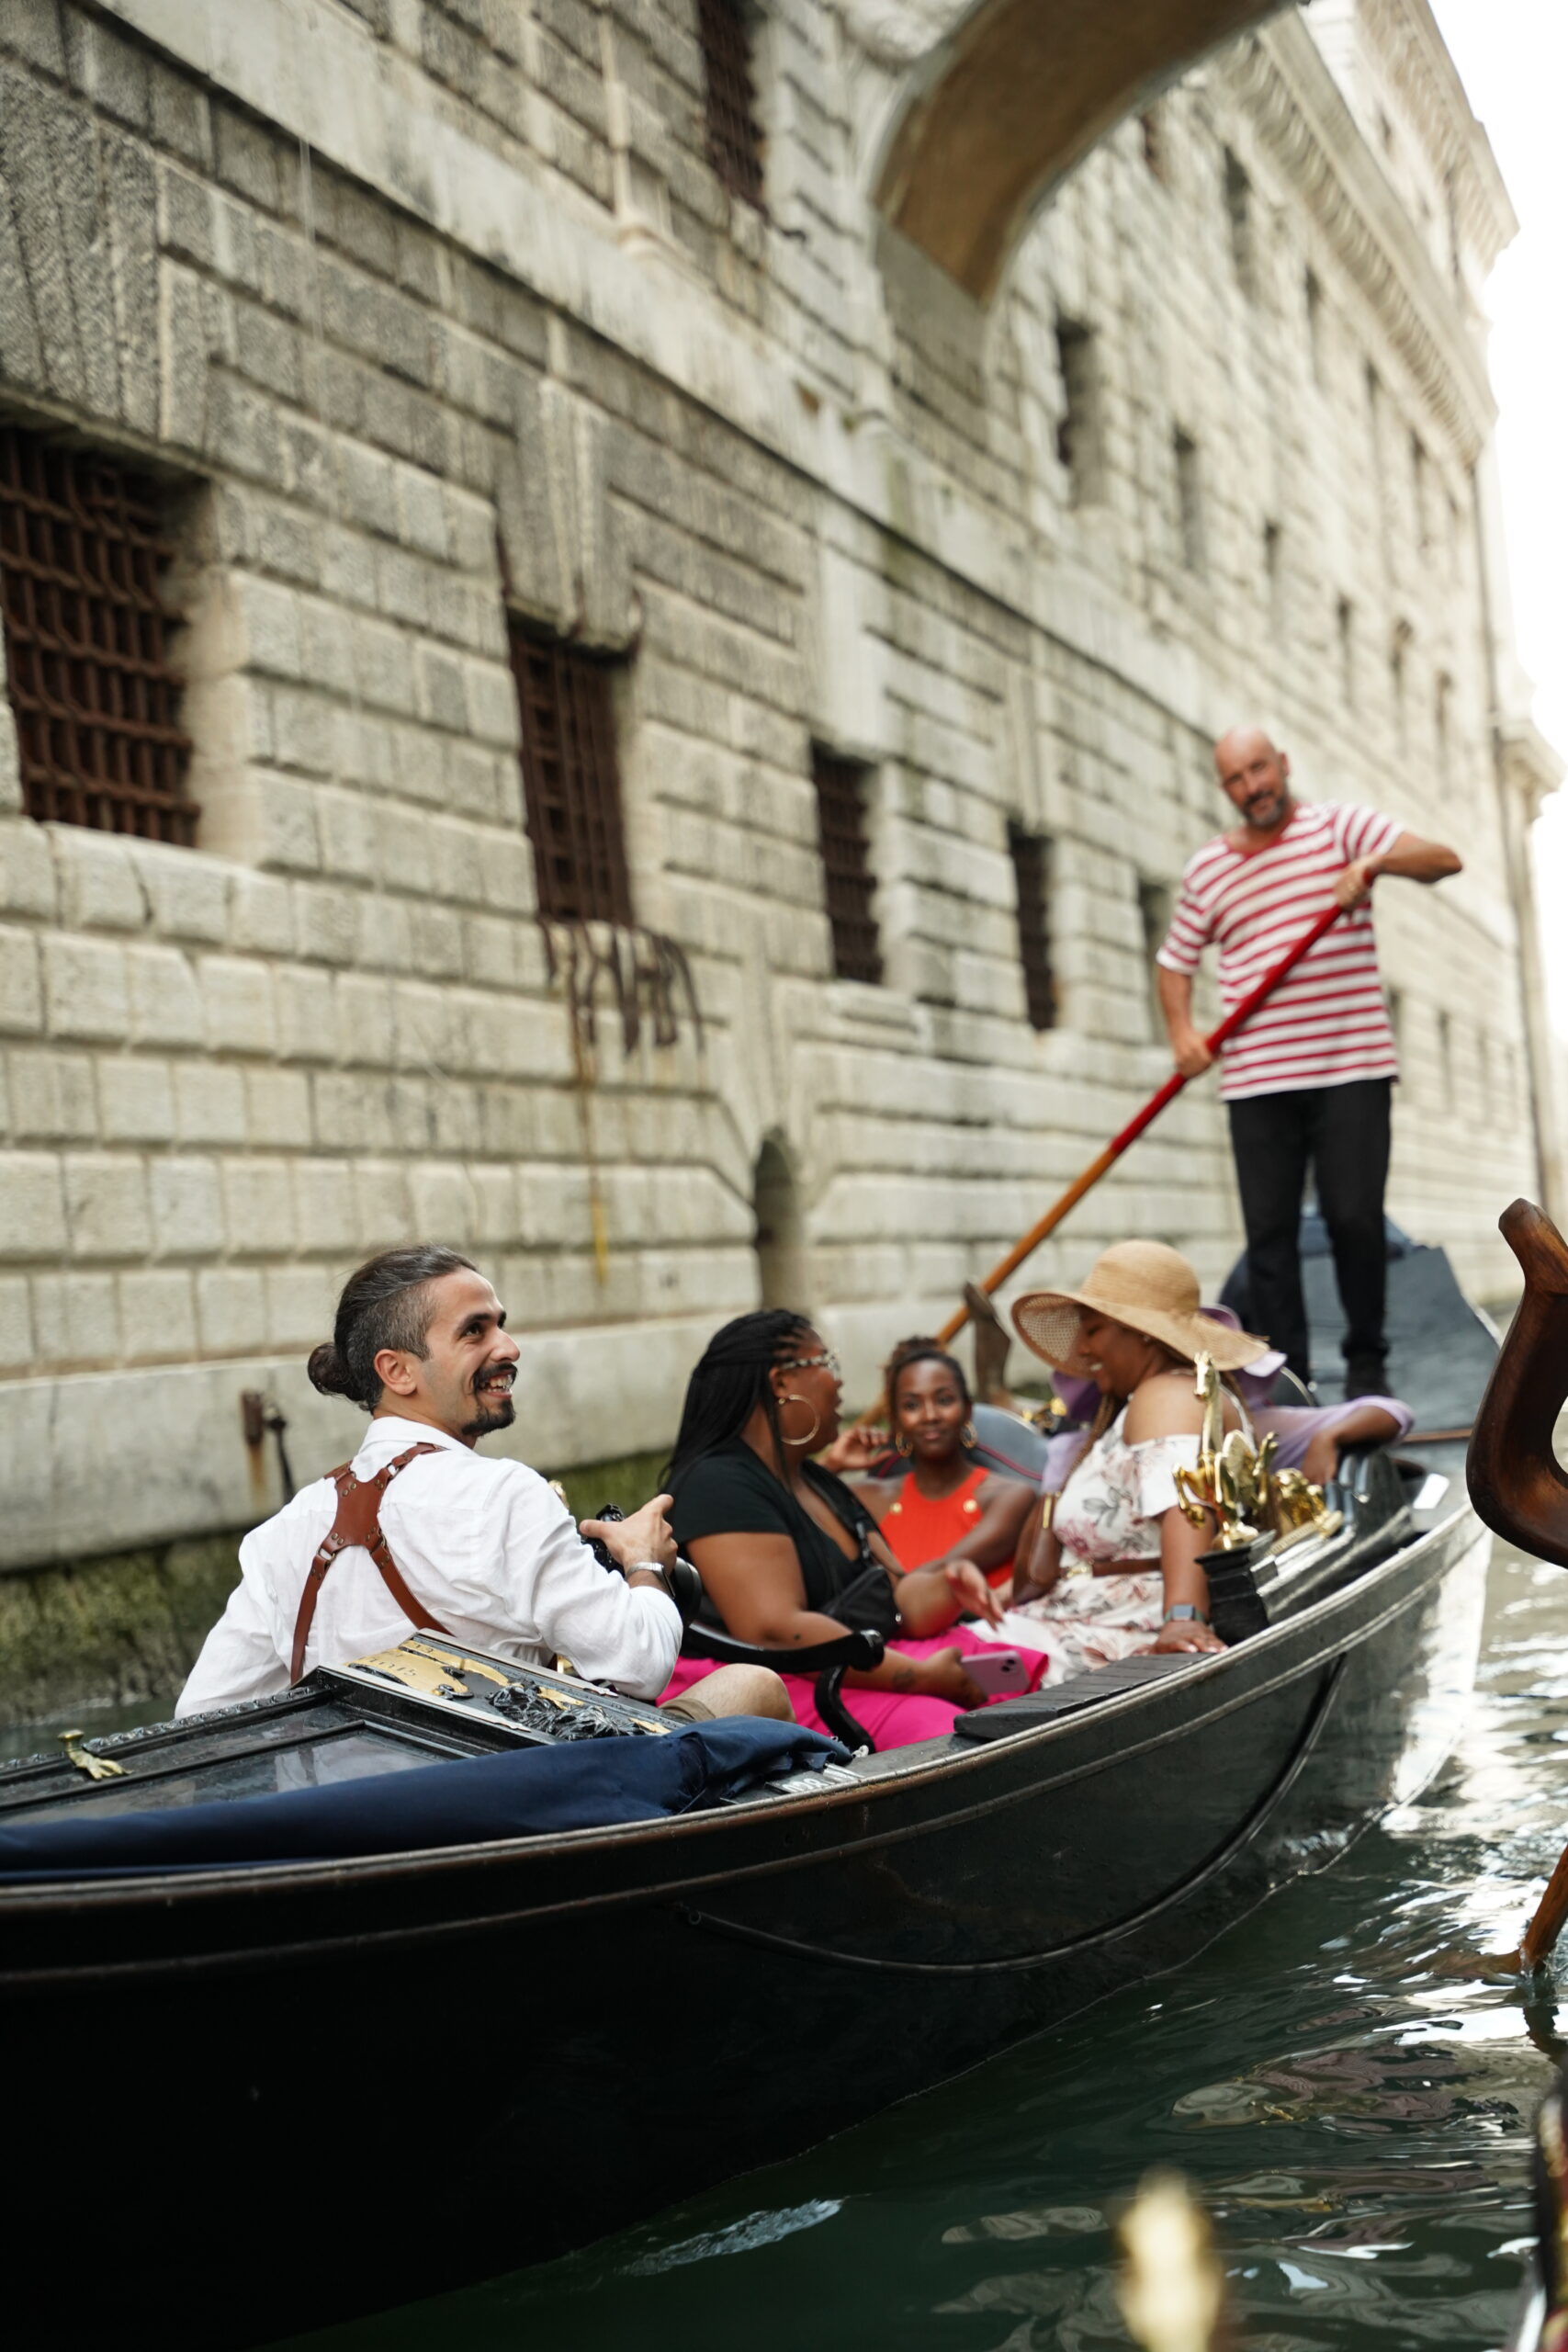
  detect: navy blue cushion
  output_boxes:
[0,1717,847,1877]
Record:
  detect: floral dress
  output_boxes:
[979,1408,1201,1686]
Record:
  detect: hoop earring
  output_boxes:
[895,1431,914,1458]
[779,1392,821,1450]
[960,1421,977,1451]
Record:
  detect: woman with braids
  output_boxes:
[658,1310,1043,1749]
[822,1337,1036,1590]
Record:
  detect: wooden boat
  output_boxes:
[0,1241,1495,2349]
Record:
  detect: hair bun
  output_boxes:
[307,1340,354,1398]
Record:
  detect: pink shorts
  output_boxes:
[660,1623,1050,1752]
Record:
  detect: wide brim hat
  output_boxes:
[1011,1240,1270,1375]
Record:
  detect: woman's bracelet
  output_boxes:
[1163,1602,1210,1625]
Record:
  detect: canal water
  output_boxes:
[272,1536,1567,2352]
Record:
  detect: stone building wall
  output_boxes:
[0,0,1551,1572]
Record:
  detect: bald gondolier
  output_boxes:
[1155,726,1461,1396]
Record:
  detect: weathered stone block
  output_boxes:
[228,870,294,956]
[63,1151,151,1260]
[275,966,339,1064]
[352,1157,413,1248]
[337,972,395,1066]
[8,1047,95,1142]
[127,944,202,1047]
[0,821,56,919]
[410,1160,477,1239]
[265,1261,333,1350]
[0,1270,30,1364]
[43,933,125,1041]
[174,1062,247,1147]
[290,882,359,968]
[220,1157,296,1254]
[129,842,231,944]
[243,1068,312,1148]
[201,956,277,1056]
[32,1270,119,1364]
[118,1268,198,1362]
[148,1153,223,1258]
[291,1158,357,1252]
[98,1057,175,1144]
[196,1265,268,1355]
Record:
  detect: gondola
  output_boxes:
[0,1236,1496,2350]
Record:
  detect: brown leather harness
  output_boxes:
[290,1443,449,1685]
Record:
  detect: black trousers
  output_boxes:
[1225,1078,1392,1386]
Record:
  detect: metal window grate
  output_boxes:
[697,0,764,208]
[1010,825,1056,1032]
[0,427,194,842]
[813,748,881,985]
[510,620,634,927]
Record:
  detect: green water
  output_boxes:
[278,1539,1567,2351]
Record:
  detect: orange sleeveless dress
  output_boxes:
[879,1464,1013,1587]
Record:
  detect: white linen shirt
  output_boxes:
[176,1416,681,1714]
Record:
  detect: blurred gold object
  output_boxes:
[59,1729,126,1781]
[1115,2170,1224,2352]
[1270,1464,1343,1546]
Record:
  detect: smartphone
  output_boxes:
[964,1647,1028,1698]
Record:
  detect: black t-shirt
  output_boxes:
[671,1441,898,1638]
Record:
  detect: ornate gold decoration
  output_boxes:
[1269,1465,1344,1548]
[1174,1353,1271,1550]
[1173,1351,1342,1553]
[59,1729,126,1781]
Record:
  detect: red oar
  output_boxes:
[929,897,1352,1351]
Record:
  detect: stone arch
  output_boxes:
[752,1135,811,1313]
[874,0,1280,300]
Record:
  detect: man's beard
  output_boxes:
[463,1375,517,1439]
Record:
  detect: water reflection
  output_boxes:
[286,1541,1567,2349]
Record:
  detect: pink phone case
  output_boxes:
[964,1647,1026,1696]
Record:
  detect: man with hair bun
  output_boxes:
[178,1246,785,1723]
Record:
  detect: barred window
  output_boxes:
[698,0,764,208]
[1174,429,1203,572]
[1010,825,1056,1033]
[1224,149,1255,297]
[813,748,881,985]
[0,427,194,842]
[510,620,633,926]
[1055,318,1104,506]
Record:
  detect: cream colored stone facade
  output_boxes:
[0,0,1553,1568]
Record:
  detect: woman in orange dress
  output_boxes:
[826,1337,1036,1588]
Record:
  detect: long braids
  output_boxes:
[665,1308,816,1490]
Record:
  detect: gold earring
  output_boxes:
[779,1392,821,1450]
[895,1430,914,1457]
[961,1421,977,1451]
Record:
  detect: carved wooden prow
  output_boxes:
[1467,1199,1568,1568]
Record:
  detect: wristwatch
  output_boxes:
[1163,1603,1210,1624]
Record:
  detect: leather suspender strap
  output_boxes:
[290,1442,450,1685]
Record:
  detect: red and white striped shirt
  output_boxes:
[1156,801,1404,1101]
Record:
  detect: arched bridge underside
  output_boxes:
[876,0,1286,300]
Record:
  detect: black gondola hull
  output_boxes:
[0,1500,1485,2346]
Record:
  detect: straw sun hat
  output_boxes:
[1011,1240,1269,1375]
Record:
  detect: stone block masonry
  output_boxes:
[0,0,1551,1576]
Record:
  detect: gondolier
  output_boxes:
[1156,725,1461,1395]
